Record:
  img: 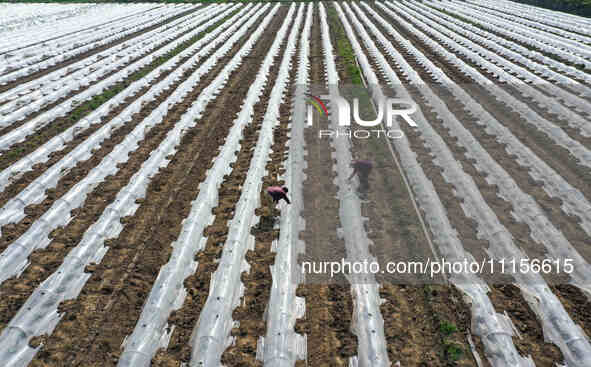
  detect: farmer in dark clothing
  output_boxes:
[348,159,373,192]
[267,186,291,206]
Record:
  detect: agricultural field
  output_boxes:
[0,1,590,366]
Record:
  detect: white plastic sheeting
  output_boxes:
[0,6,180,70]
[261,4,311,366]
[377,1,591,241]
[405,1,591,111]
[118,4,294,367]
[0,4,244,235]
[0,10,209,152]
[0,4,242,196]
[468,0,591,32]
[427,1,591,79]
[0,5,218,125]
[0,5,187,84]
[1,6,176,74]
[430,0,591,69]
[374,2,591,292]
[459,0,591,45]
[0,6,195,108]
[416,1,591,91]
[360,0,591,295]
[0,4,94,33]
[187,4,296,366]
[0,4,127,52]
[457,0,591,49]
[0,3,263,285]
[444,0,591,60]
[0,6,215,121]
[369,3,591,365]
[0,4,274,366]
[0,4,156,52]
[382,2,591,171]
[320,3,390,367]
[348,3,533,365]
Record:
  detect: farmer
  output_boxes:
[266,186,291,206]
[348,159,373,192]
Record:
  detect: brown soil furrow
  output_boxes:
[380,284,476,366]
[368,5,591,266]
[380,5,591,195]
[0,6,203,95]
[0,3,269,339]
[553,285,591,338]
[489,285,564,366]
[151,9,293,367]
[220,14,302,367]
[26,7,288,367]
[0,9,214,141]
[339,6,478,365]
[0,11,243,256]
[292,6,357,366]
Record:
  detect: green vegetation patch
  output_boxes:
[325,3,363,85]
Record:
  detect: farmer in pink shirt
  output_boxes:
[266,186,291,206]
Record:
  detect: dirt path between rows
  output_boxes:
[220,13,302,367]
[339,6,478,365]
[291,7,358,366]
[554,285,591,339]
[489,285,564,366]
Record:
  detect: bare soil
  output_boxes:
[221,13,302,367]
[489,285,564,366]
[291,7,358,366]
[554,285,591,338]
